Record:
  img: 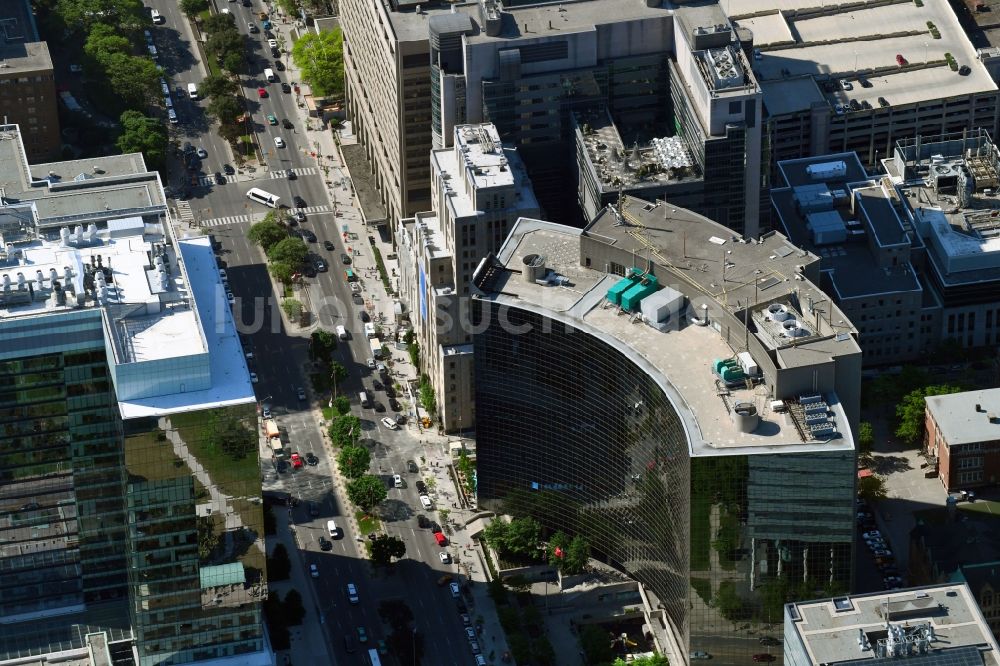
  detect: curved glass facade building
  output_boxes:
[472,203,861,664]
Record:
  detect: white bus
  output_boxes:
[367,649,382,666]
[246,187,280,208]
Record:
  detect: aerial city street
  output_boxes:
[1,0,1000,664]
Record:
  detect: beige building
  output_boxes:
[0,0,60,162]
[340,0,447,226]
[398,124,537,432]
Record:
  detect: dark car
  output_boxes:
[352,293,365,305]
[276,460,289,473]
[373,402,385,413]
[359,310,370,322]
[319,537,333,551]
[307,501,320,516]
[752,655,775,663]
[301,229,317,243]
[294,210,306,224]
[214,172,225,184]
[344,635,356,653]
[282,82,291,93]
[303,264,317,278]
[395,414,406,425]
[849,99,860,111]
[415,480,427,494]
[417,514,430,528]
[313,257,328,272]
[959,65,971,76]
[306,452,319,466]
[242,0,251,5]
[275,60,285,71]
[431,522,442,534]
[282,118,293,129]
[341,253,352,264]
[324,240,335,251]
[223,163,235,175]
[287,169,297,180]
[294,195,307,208]
[407,460,418,473]
[758,637,780,646]
[271,47,280,58]
[878,96,890,107]
[858,75,872,88]
[389,397,401,412]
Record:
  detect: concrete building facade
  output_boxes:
[397,123,537,432]
[0,0,60,162]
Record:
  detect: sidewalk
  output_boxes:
[269,508,336,666]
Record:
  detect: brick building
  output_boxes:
[925,388,1000,490]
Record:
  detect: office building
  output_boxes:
[471,196,861,663]
[0,0,60,162]
[772,129,1000,365]
[731,0,1000,178]
[397,123,537,432]
[0,126,268,666]
[783,584,1000,666]
[924,388,1000,491]
[343,0,764,236]
[951,563,1000,644]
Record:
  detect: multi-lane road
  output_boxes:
[149,3,480,663]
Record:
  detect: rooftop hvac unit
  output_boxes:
[800,394,823,405]
[767,302,791,321]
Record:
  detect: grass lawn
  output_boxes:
[321,406,335,420]
[959,499,1000,517]
[356,511,380,535]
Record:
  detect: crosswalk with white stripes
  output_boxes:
[270,167,319,179]
[200,204,333,228]
[175,200,194,222]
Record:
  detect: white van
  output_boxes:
[364,322,377,338]
[326,519,339,538]
[187,82,198,99]
[359,391,370,408]
[336,325,348,340]
[150,8,163,23]
[246,187,280,208]
[264,68,276,82]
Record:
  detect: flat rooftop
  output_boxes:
[0,0,51,74]
[409,212,452,261]
[0,126,166,226]
[479,212,857,456]
[787,584,1000,666]
[575,110,698,193]
[454,124,514,191]
[730,0,998,115]
[925,388,1000,446]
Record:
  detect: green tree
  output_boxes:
[895,384,963,445]
[419,374,436,415]
[457,450,475,494]
[333,395,351,415]
[269,260,296,285]
[57,0,148,32]
[508,632,532,664]
[505,516,542,558]
[858,474,888,501]
[180,0,209,17]
[579,625,614,665]
[281,299,302,321]
[370,534,406,566]
[291,29,344,98]
[547,530,570,568]
[221,50,246,75]
[267,237,308,267]
[202,11,237,34]
[348,474,387,512]
[205,91,242,123]
[198,74,240,99]
[247,219,288,251]
[858,421,875,460]
[84,23,130,66]
[564,535,590,575]
[267,543,291,581]
[116,111,168,170]
[337,445,370,479]
[310,329,337,362]
[197,516,220,560]
[106,54,160,109]
[483,519,509,553]
[328,414,361,447]
[205,29,244,67]
[330,361,348,385]
[714,580,747,621]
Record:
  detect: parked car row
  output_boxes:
[858,501,902,590]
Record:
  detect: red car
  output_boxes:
[290,452,303,469]
[257,87,268,98]
[753,655,776,663]
[896,53,907,67]
[434,531,447,546]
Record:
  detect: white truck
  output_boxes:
[336,325,348,340]
[369,337,383,359]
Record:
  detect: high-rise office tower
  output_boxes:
[0,126,268,666]
[471,197,861,663]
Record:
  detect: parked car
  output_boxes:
[309,563,319,578]
[305,452,319,466]
[450,582,461,598]
[690,652,711,661]
[273,136,285,148]
[415,480,427,494]
[752,655,776,663]
[417,514,430,528]
[282,118,293,129]
[381,416,399,430]
[420,495,433,509]
[439,551,451,564]
[282,82,291,93]
[290,453,303,469]
[407,460,419,473]
[324,240,336,251]
[319,537,333,551]
[300,229,317,243]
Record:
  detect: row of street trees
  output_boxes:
[291,29,344,99]
[247,214,310,284]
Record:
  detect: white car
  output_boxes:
[268,38,278,49]
[439,551,450,564]
[249,372,258,383]
[309,563,319,578]
[273,136,285,148]
[366,358,376,369]
[227,292,236,305]
[218,269,227,280]
[167,109,178,124]
[347,583,359,604]
[419,495,432,510]
[150,8,164,23]
[381,417,399,430]
[450,582,461,598]
[690,652,711,661]
[164,95,173,108]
